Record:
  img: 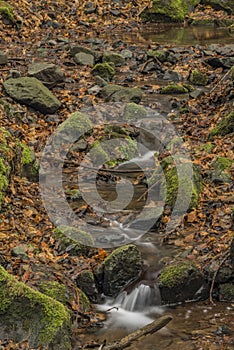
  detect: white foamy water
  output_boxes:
[98,284,163,331]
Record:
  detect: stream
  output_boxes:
[74,24,234,349]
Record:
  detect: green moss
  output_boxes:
[38,281,67,304]
[123,103,147,122]
[231,66,234,81]
[209,112,234,139]
[161,83,188,94]
[65,189,83,200]
[189,70,208,86]
[91,63,115,81]
[53,225,94,255]
[21,143,34,165]
[0,266,70,345]
[103,52,125,66]
[57,111,93,141]
[142,0,199,22]
[158,262,196,288]
[214,157,233,171]
[90,140,109,163]
[147,49,168,62]
[77,288,90,311]
[0,1,14,22]
[196,142,214,153]
[164,164,202,210]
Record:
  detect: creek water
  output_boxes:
[76,26,234,349]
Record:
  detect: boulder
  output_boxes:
[74,52,94,66]
[123,102,147,122]
[142,0,200,22]
[102,52,125,66]
[92,63,115,81]
[28,62,65,88]
[160,83,189,94]
[3,77,61,114]
[76,270,99,303]
[0,266,71,349]
[158,261,205,304]
[100,244,142,296]
[52,225,94,256]
[210,156,233,183]
[189,69,208,86]
[101,84,142,103]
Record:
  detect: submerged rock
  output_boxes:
[3,77,61,114]
[0,266,71,349]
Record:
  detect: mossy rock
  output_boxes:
[0,128,15,208]
[20,142,39,182]
[219,283,234,301]
[101,244,142,296]
[53,225,94,256]
[0,1,14,22]
[163,162,202,211]
[123,103,147,122]
[209,112,234,139]
[101,84,142,103]
[0,266,71,349]
[56,111,93,143]
[158,261,205,304]
[90,140,109,164]
[189,70,208,86]
[102,52,125,66]
[210,156,233,183]
[160,83,188,94]
[3,77,61,114]
[91,63,115,82]
[142,0,199,22]
[38,280,90,311]
[231,66,234,81]
[76,270,99,303]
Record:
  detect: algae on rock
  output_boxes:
[209,111,234,139]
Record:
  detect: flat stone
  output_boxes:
[28,62,65,88]
[74,52,94,66]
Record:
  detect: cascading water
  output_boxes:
[114,283,161,312]
[98,283,163,331]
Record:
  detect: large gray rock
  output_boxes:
[101,84,142,103]
[0,266,71,349]
[28,62,65,88]
[3,77,61,114]
[100,244,142,296]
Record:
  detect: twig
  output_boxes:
[209,249,230,305]
[210,68,231,94]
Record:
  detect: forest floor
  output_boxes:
[0,1,233,349]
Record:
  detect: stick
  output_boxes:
[209,249,230,305]
[103,315,172,350]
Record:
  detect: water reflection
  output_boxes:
[141,25,233,45]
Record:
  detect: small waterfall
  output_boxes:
[113,283,161,312]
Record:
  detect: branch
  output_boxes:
[103,315,172,350]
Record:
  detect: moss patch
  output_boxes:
[161,83,188,94]
[0,1,14,22]
[53,225,94,255]
[0,266,71,347]
[158,262,197,288]
[189,70,208,85]
[209,112,234,139]
[91,63,115,81]
[57,111,93,142]
[123,103,147,122]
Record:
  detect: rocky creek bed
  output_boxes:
[0,1,234,349]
